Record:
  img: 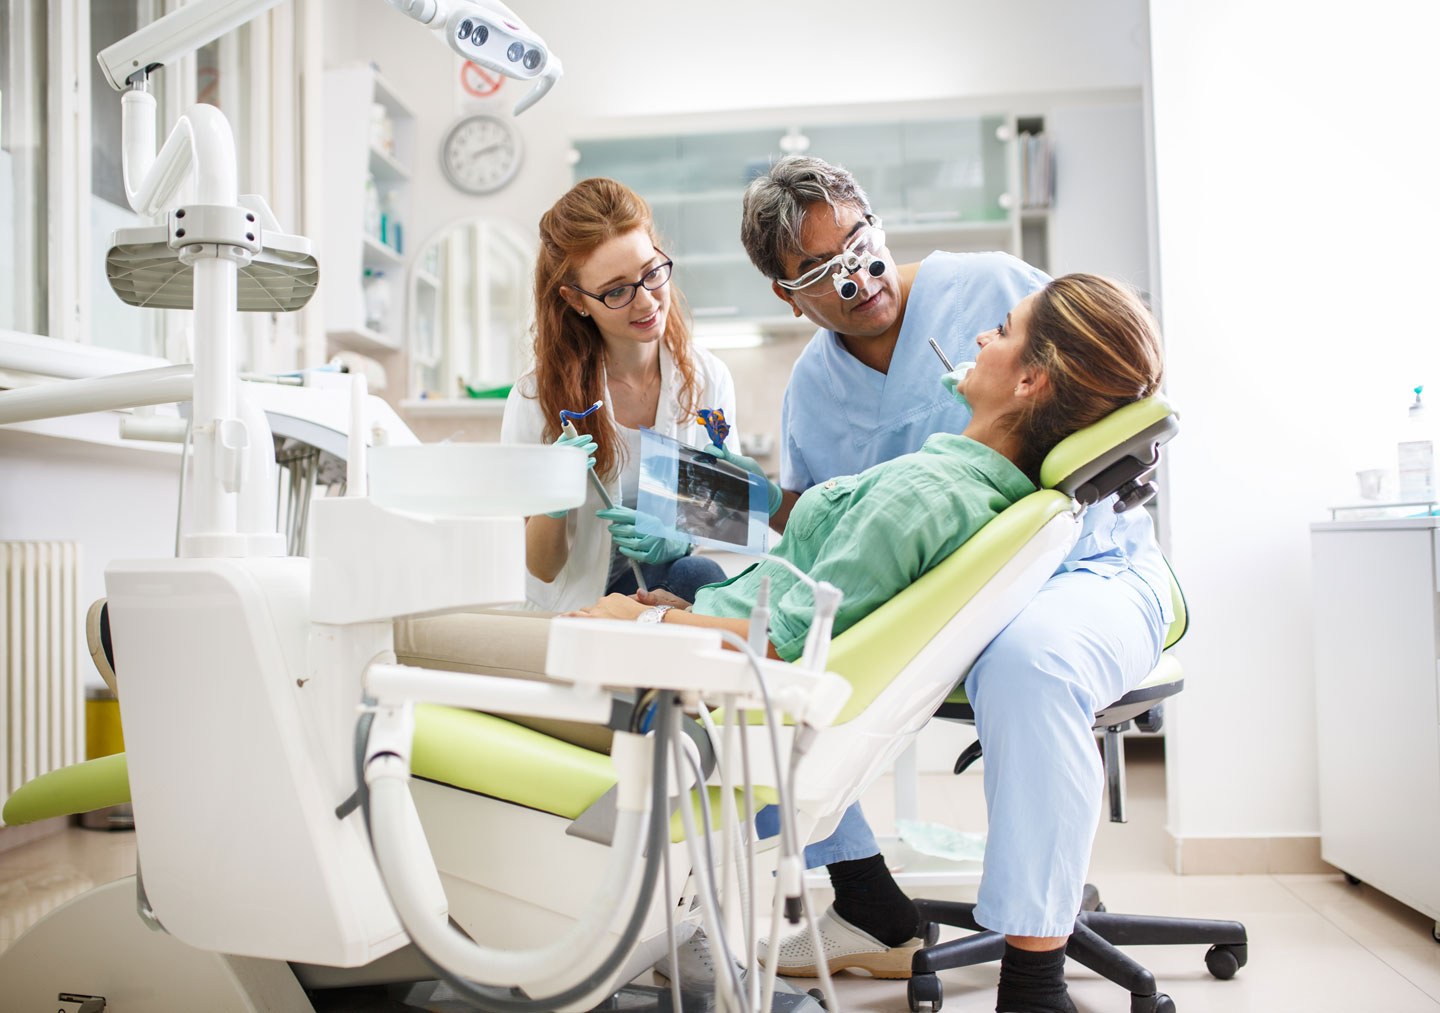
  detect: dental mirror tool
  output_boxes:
[930,338,976,408]
[928,338,954,371]
[560,401,647,593]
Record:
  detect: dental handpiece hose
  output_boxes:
[561,417,647,593]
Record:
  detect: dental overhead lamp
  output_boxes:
[98,0,563,117]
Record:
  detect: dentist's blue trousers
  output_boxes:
[759,567,1166,939]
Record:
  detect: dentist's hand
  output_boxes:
[545,432,597,518]
[940,363,975,406]
[596,506,690,565]
[701,444,783,517]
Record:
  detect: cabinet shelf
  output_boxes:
[362,234,404,269]
[329,325,400,355]
[323,64,418,380]
[369,145,411,183]
[399,397,507,418]
[414,269,441,289]
[573,114,1042,327]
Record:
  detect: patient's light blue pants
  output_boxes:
[776,566,1166,939]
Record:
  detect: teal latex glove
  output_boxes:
[940,362,975,409]
[596,506,690,565]
[702,444,782,517]
[545,432,597,518]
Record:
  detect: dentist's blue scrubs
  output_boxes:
[767,251,1173,939]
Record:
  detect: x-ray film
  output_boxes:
[635,428,770,555]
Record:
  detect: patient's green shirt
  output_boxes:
[692,433,1035,661]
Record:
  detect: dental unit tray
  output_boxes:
[105,212,319,311]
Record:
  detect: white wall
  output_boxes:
[1150,2,1440,845]
[1046,102,1150,293]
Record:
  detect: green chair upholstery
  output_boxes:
[1,705,776,845]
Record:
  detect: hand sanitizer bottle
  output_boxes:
[1397,386,1436,503]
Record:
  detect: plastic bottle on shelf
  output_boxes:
[363,269,390,333]
[1396,385,1436,504]
[369,101,392,154]
[380,189,402,253]
[363,173,381,241]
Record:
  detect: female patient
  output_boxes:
[566,272,1163,656]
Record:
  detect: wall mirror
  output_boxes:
[407,218,535,403]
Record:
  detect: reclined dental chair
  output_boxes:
[0,395,1243,1013]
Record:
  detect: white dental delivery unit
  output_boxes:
[0,2,874,1010]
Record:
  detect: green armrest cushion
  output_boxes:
[2,753,131,827]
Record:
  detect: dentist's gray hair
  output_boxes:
[740,155,873,280]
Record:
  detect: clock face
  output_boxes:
[440,114,523,195]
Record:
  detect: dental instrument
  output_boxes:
[697,408,732,451]
[928,337,954,372]
[931,339,977,407]
[561,400,648,592]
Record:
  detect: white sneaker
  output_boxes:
[759,905,924,979]
[653,927,802,994]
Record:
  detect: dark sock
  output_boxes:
[995,942,1076,1013]
[826,854,922,947]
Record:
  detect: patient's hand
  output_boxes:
[566,593,648,622]
[634,588,692,610]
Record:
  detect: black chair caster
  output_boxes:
[1204,942,1247,980]
[806,987,828,1009]
[906,972,943,1012]
[1130,993,1175,1013]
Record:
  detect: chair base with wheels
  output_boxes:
[904,671,1250,1013]
[907,894,1248,1013]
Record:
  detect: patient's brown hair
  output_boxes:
[1012,273,1165,480]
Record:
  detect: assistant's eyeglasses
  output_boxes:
[776,219,887,300]
[571,253,674,310]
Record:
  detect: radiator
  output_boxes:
[0,542,83,802]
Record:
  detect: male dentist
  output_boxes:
[709,156,1174,1013]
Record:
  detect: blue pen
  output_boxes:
[560,401,647,593]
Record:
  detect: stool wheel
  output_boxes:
[907,972,942,1012]
[1131,994,1175,1013]
[1205,943,1241,980]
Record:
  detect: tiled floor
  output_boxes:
[3,742,1438,1011]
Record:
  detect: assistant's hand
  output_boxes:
[635,587,693,610]
[701,444,782,517]
[545,432,598,518]
[596,506,690,565]
[565,592,649,621]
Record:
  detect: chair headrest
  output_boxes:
[1039,396,1178,511]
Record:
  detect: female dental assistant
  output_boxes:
[501,177,735,612]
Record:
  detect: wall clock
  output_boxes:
[440,114,523,195]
